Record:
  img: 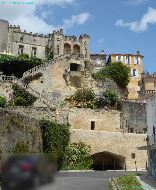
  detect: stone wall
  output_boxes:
[68,108,121,132]
[122,100,147,134]
[0,108,42,153]
[71,129,147,170]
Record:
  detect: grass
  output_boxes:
[116,174,144,190]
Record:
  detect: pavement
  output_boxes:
[38,171,147,190]
[138,174,156,190]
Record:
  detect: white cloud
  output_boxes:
[115,7,156,32]
[127,0,149,5]
[0,0,90,34]
[62,13,91,30]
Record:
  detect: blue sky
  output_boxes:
[0,0,156,72]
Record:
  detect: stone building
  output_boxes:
[146,95,156,180]
[138,72,156,99]
[107,52,144,100]
[0,19,90,60]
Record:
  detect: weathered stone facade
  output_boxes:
[68,108,121,132]
[0,19,90,60]
[0,108,42,153]
[122,100,147,134]
[71,129,147,170]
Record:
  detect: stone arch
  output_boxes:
[73,44,80,54]
[91,151,126,171]
[64,43,71,54]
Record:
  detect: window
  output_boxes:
[91,121,95,130]
[129,128,134,133]
[125,56,131,64]
[70,63,79,71]
[132,69,138,77]
[31,47,37,57]
[57,45,60,55]
[131,153,135,159]
[85,49,87,58]
[118,56,121,62]
[20,36,24,42]
[18,45,24,55]
[134,57,140,65]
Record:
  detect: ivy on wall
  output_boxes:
[40,119,70,170]
[0,53,44,78]
[12,84,37,106]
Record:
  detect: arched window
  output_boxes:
[73,44,80,54]
[64,43,71,54]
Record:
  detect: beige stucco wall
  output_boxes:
[71,129,147,170]
[68,108,121,132]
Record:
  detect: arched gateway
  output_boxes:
[91,151,126,171]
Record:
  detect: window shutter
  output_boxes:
[129,56,132,64]
[136,69,139,77]
[125,56,128,64]
[116,56,118,62]
[138,57,141,65]
[131,69,133,77]
[121,56,123,63]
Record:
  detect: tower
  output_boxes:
[0,19,9,53]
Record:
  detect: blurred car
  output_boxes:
[1,154,56,190]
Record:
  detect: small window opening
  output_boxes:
[70,63,79,71]
[91,121,95,130]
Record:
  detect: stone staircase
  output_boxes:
[0,53,85,110]
[21,53,85,80]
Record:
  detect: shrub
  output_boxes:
[13,142,29,153]
[103,90,119,106]
[12,84,37,106]
[0,96,7,108]
[0,53,44,78]
[92,62,130,88]
[116,174,143,190]
[63,142,93,170]
[40,120,70,170]
[69,88,95,108]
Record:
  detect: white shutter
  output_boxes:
[134,57,137,65]
[125,56,128,64]
[131,69,133,77]
[136,69,139,77]
[116,56,118,62]
[121,56,123,63]
[129,56,132,64]
[138,57,141,65]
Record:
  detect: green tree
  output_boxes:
[92,62,130,88]
[107,62,130,88]
[103,90,119,106]
[70,88,95,108]
[40,120,70,170]
[63,142,93,170]
[0,96,7,108]
[12,84,37,106]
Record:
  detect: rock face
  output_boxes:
[0,108,42,154]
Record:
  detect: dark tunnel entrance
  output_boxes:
[91,152,126,171]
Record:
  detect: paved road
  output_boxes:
[39,171,146,190]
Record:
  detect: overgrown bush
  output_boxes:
[68,88,95,108]
[0,96,7,108]
[63,142,93,170]
[103,90,119,106]
[95,90,119,108]
[13,142,29,153]
[40,120,70,170]
[12,84,37,106]
[0,53,44,78]
[92,62,130,88]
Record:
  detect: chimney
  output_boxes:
[137,50,140,55]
